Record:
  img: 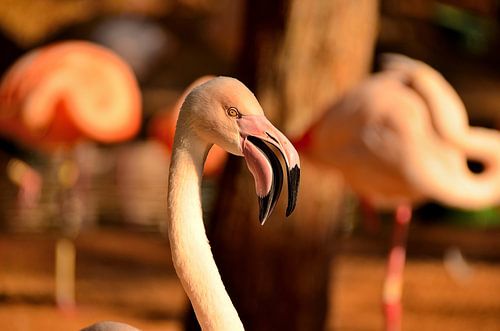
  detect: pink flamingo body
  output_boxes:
[0,41,142,311]
[0,41,141,150]
[300,54,500,331]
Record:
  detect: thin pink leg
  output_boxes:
[383,204,412,331]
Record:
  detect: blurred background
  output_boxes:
[0,0,499,330]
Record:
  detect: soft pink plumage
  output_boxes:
[300,53,500,331]
[304,54,500,210]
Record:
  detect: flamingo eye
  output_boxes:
[227,107,241,118]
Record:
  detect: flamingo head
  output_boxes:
[179,76,300,224]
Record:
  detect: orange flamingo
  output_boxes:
[0,40,141,150]
[0,40,142,310]
[298,54,500,331]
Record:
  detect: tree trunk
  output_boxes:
[186,1,379,330]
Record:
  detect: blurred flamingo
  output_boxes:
[0,40,142,309]
[298,54,500,331]
[148,75,228,177]
[0,40,141,149]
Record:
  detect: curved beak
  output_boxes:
[238,115,301,225]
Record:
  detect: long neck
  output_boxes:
[167,129,244,331]
[404,63,470,141]
[405,126,500,210]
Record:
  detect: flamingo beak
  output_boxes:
[238,115,301,225]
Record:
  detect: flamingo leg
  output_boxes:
[55,237,76,310]
[383,204,412,331]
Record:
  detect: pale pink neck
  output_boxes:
[167,129,244,331]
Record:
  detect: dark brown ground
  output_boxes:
[0,222,499,331]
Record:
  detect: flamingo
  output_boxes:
[298,54,500,331]
[0,40,141,309]
[0,40,141,150]
[167,76,300,330]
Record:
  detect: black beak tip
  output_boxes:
[258,194,271,225]
[249,135,299,224]
[285,165,300,217]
